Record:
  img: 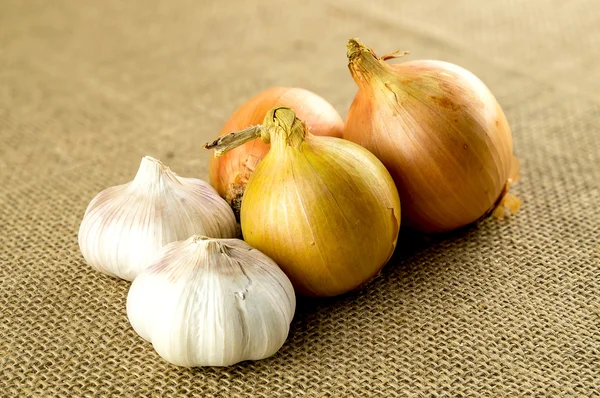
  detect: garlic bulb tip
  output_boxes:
[78,156,237,281]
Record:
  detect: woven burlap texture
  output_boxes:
[1,0,598,396]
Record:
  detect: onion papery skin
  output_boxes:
[209,87,344,218]
[345,39,515,233]
[240,107,400,297]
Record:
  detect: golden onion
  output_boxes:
[344,38,520,233]
[206,107,400,297]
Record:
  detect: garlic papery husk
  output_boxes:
[78,156,237,281]
[206,107,401,297]
[345,38,518,233]
[126,235,296,367]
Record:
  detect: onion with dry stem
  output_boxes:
[205,106,400,297]
[209,87,343,218]
[344,38,520,233]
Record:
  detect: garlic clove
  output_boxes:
[78,156,237,281]
[126,236,296,367]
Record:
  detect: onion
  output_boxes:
[209,87,344,218]
[344,39,520,233]
[205,107,400,297]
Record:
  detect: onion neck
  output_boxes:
[204,107,307,157]
[260,107,307,151]
[347,38,391,86]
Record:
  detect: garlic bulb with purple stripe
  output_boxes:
[78,156,236,281]
[126,236,295,367]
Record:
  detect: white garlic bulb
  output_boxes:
[126,236,296,367]
[78,156,237,281]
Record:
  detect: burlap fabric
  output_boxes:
[1,0,598,396]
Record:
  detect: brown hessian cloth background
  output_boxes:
[1,0,599,396]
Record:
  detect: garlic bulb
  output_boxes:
[126,235,296,367]
[78,156,236,281]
